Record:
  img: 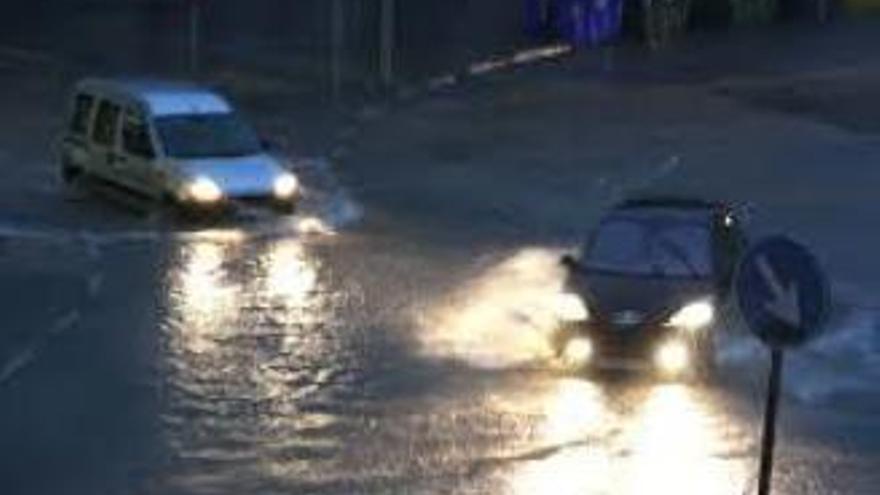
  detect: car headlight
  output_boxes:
[666,300,714,332]
[273,173,299,199]
[553,292,590,322]
[655,340,689,374]
[188,177,223,203]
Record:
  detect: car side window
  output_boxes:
[122,109,155,159]
[92,100,121,147]
[70,93,95,135]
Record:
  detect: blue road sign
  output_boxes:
[735,236,829,348]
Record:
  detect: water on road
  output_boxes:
[2,25,880,495]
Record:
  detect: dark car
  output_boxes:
[552,197,749,377]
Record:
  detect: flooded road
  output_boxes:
[2,21,880,495]
[3,214,875,494]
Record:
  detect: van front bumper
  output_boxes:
[179,193,299,214]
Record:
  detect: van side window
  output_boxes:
[70,93,94,135]
[122,109,155,159]
[92,100,121,147]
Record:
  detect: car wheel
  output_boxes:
[550,324,577,358]
[694,334,718,380]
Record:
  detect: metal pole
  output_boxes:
[380,0,395,87]
[189,0,200,76]
[331,0,344,101]
[758,348,784,495]
[817,0,830,23]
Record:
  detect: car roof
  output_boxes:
[75,78,232,117]
[605,196,727,225]
[616,196,725,212]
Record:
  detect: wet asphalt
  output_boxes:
[1,19,880,495]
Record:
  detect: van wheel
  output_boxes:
[60,161,83,184]
[272,201,297,215]
[151,193,182,222]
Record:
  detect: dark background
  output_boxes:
[0,0,527,94]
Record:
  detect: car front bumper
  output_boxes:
[554,321,712,375]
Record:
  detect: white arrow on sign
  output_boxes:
[757,256,801,328]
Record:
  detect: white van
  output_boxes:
[60,79,300,213]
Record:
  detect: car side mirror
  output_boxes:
[727,201,756,227]
[560,254,580,271]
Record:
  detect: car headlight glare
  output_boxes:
[656,340,689,374]
[273,173,299,199]
[553,292,590,322]
[563,338,593,365]
[666,300,714,332]
[188,177,223,203]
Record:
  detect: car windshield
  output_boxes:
[584,215,713,278]
[155,112,261,159]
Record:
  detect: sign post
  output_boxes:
[735,236,829,495]
[189,0,201,76]
[757,347,783,495]
[380,0,395,88]
[331,0,344,102]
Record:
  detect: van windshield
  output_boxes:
[155,112,262,159]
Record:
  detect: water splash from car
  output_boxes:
[717,297,880,406]
[416,247,571,369]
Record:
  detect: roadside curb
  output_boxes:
[327,44,574,163]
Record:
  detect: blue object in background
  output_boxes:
[555,0,623,47]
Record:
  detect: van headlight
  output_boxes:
[273,173,299,199]
[553,292,590,322]
[188,177,223,203]
[562,337,593,365]
[666,300,714,332]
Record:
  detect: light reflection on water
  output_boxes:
[508,379,614,495]
[623,385,744,495]
[173,242,240,355]
[159,233,359,490]
[541,379,608,445]
[157,240,754,493]
[507,380,750,495]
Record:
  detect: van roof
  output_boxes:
[75,78,233,117]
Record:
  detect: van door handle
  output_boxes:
[108,153,126,166]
